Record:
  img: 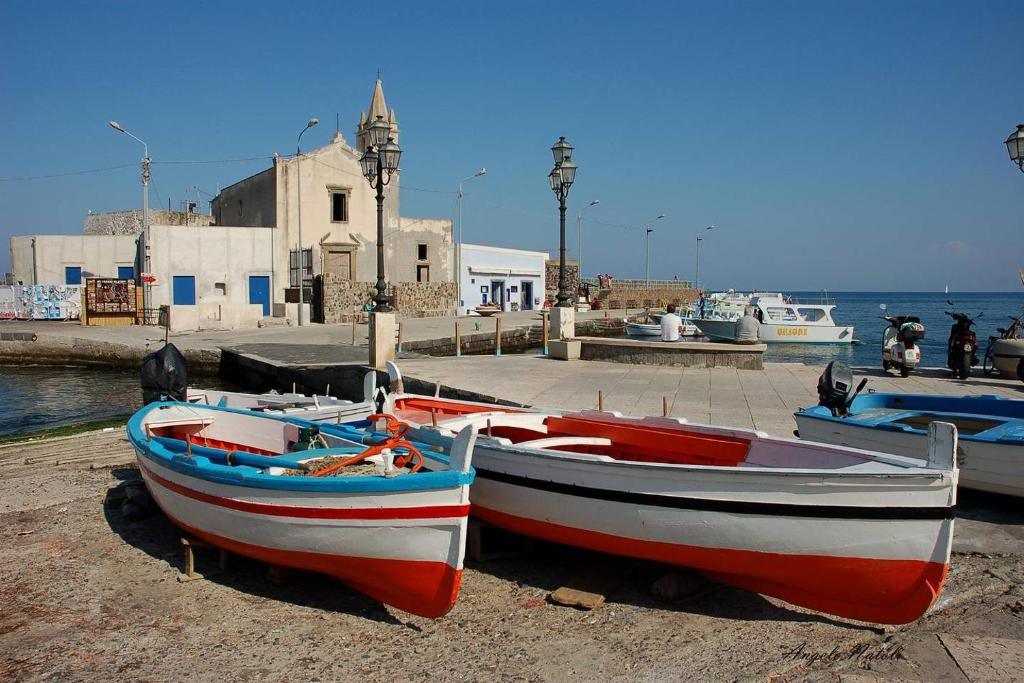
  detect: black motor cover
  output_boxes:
[817,361,854,416]
[141,343,188,404]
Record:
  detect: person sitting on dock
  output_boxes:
[735,305,761,345]
[660,304,684,342]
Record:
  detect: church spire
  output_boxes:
[357,78,399,150]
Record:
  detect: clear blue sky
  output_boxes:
[1,0,1021,291]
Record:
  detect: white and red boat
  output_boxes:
[127,401,477,618]
[356,364,960,625]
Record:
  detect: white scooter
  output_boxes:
[879,303,925,378]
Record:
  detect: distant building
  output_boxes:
[7,79,456,329]
[458,244,548,314]
[210,79,453,314]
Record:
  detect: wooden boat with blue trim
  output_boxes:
[127,402,477,618]
[353,367,959,624]
[797,392,1024,497]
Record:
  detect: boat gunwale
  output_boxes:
[128,402,474,494]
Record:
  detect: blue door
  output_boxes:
[249,275,270,316]
[172,276,196,305]
[65,266,82,285]
[117,266,134,280]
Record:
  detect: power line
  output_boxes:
[153,156,273,165]
[0,163,136,182]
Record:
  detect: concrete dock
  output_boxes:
[393,353,1024,437]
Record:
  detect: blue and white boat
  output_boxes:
[127,401,477,617]
[796,392,1024,497]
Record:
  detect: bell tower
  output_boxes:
[356,79,399,151]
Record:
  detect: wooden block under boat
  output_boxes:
[548,557,636,610]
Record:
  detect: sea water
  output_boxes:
[770,291,1022,367]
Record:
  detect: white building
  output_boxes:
[210,79,453,310]
[458,244,547,314]
[9,235,139,285]
[139,224,273,331]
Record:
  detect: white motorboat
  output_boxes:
[696,295,854,344]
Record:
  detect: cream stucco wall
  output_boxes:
[210,135,451,306]
[142,224,273,328]
[8,235,138,285]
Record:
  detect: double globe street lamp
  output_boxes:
[548,137,577,308]
[1006,124,1024,174]
[359,115,403,312]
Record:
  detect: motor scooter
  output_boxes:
[879,304,925,377]
[944,299,981,380]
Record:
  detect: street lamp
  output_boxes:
[549,137,577,307]
[294,117,319,326]
[109,120,150,312]
[360,115,403,312]
[695,225,715,291]
[576,199,599,288]
[643,214,667,286]
[457,168,487,312]
[1006,124,1024,174]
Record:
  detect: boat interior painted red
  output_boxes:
[392,397,750,467]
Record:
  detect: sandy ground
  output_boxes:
[2,431,1024,682]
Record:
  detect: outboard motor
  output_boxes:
[817,361,854,416]
[141,343,188,404]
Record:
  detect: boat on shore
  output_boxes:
[186,384,375,423]
[797,390,1024,497]
[324,363,960,624]
[127,402,477,617]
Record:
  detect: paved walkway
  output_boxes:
[0,309,630,352]
[395,354,1024,437]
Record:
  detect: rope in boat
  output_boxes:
[311,413,423,477]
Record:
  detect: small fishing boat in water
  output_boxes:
[795,364,1024,497]
[324,364,960,624]
[128,401,477,617]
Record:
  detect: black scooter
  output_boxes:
[945,299,981,380]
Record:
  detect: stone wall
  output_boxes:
[322,275,375,323]
[321,275,456,323]
[544,259,579,302]
[391,281,456,319]
[84,210,213,236]
[601,285,699,310]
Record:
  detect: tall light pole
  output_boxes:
[109,121,150,313]
[360,115,403,311]
[295,117,319,326]
[643,214,667,286]
[457,168,487,313]
[1006,124,1024,174]
[576,199,599,287]
[549,137,577,307]
[695,224,715,291]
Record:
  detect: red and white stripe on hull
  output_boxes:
[470,478,951,625]
[137,455,470,618]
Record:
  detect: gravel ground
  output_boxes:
[2,434,1023,682]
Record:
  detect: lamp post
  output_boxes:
[643,213,667,286]
[576,199,599,288]
[295,117,319,326]
[1006,124,1024,174]
[359,115,403,312]
[549,137,577,307]
[457,168,487,313]
[109,121,150,313]
[695,225,715,291]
